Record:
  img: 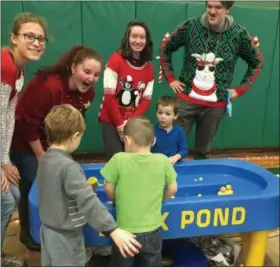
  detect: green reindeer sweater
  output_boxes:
[160,14,263,108]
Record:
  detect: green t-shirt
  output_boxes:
[100,152,177,233]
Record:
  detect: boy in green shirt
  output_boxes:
[102,116,178,267]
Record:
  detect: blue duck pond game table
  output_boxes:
[29,159,279,266]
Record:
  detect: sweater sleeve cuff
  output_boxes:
[1,158,11,166]
[101,226,119,237]
[167,76,176,84]
[234,87,245,97]
[116,120,126,130]
[179,151,187,159]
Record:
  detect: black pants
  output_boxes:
[101,122,124,161]
[109,227,162,267]
[175,99,225,159]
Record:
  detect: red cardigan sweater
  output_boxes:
[12,74,94,152]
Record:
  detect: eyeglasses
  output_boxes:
[16,33,48,46]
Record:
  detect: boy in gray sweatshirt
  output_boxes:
[37,104,141,266]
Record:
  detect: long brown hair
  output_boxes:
[36,45,102,80]
[119,20,153,63]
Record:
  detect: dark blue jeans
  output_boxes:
[10,150,38,240]
[109,227,162,267]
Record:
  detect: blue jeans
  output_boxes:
[10,150,38,240]
[109,227,162,267]
[1,183,20,250]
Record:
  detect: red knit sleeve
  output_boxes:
[160,21,189,84]
[19,75,57,142]
[132,63,154,117]
[235,30,263,96]
[1,50,16,88]
[102,52,124,127]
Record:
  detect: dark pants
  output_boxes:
[175,99,225,159]
[109,227,162,267]
[101,122,124,161]
[10,150,38,241]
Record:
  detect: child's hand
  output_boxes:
[118,131,124,142]
[92,184,98,191]
[116,120,127,142]
[169,155,181,165]
[110,228,141,258]
[87,177,99,191]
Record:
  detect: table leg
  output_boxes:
[241,230,269,266]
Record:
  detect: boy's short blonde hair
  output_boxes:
[156,96,179,115]
[124,116,154,147]
[44,104,85,145]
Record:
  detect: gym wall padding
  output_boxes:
[1,1,279,154]
[1,1,23,45]
[262,19,279,148]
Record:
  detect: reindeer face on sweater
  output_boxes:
[192,52,223,85]
[189,52,224,103]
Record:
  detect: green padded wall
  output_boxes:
[1,1,279,153]
[1,1,23,45]
[262,18,279,147]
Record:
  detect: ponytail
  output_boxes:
[36,45,102,80]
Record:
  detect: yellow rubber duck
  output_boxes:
[87,177,99,190]
[218,185,234,195]
[225,184,234,194]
